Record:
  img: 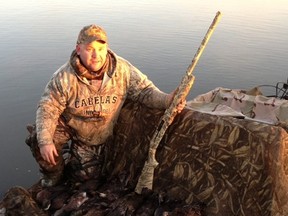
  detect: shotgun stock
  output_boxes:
[135,11,222,194]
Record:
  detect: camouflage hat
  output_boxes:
[77,24,107,44]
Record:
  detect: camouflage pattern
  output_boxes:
[104,100,288,216]
[76,24,108,44]
[3,98,288,215]
[25,120,109,183]
[190,87,288,126]
[66,140,108,182]
[36,49,169,147]
[25,118,71,180]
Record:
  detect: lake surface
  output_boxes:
[0,0,287,197]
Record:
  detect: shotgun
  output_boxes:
[135,11,222,194]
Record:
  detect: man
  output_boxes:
[29,24,185,187]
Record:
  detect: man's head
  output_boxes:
[76,24,108,72]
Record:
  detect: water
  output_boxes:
[0,0,287,197]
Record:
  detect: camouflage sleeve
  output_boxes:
[36,69,67,146]
[127,63,170,109]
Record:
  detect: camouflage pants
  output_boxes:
[66,142,106,182]
[25,117,107,182]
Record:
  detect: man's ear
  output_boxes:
[76,44,81,55]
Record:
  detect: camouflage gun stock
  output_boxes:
[135,11,222,194]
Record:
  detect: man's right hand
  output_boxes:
[39,144,58,165]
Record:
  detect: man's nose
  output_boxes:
[92,50,98,57]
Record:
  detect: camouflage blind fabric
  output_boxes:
[189,87,288,126]
[105,100,288,216]
[1,99,288,215]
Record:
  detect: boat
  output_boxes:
[0,79,287,216]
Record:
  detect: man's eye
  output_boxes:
[100,48,107,52]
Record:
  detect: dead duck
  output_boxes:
[35,184,72,211]
[133,190,159,216]
[106,188,154,216]
[0,186,47,216]
[169,204,206,216]
[53,191,89,216]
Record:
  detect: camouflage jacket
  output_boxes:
[36,50,170,146]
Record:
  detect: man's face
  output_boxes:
[76,41,108,72]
